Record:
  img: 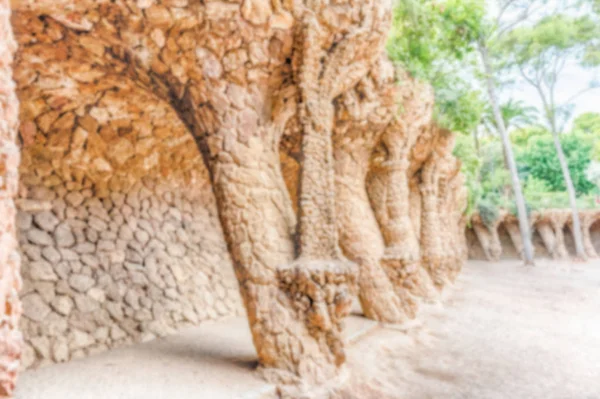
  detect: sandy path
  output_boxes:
[16,260,600,398]
[343,259,600,399]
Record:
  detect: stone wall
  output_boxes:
[0,1,21,395]
[17,177,242,369]
[12,11,242,370]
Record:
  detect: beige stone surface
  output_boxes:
[17,177,243,371]
[6,0,470,391]
[468,210,600,261]
[0,2,21,395]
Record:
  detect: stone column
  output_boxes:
[471,213,503,262]
[536,221,557,258]
[548,210,570,260]
[573,211,599,259]
[419,128,460,288]
[408,177,422,240]
[502,214,531,260]
[441,169,467,280]
[367,75,438,300]
[334,61,414,323]
[0,2,21,396]
[419,164,446,288]
[378,156,437,300]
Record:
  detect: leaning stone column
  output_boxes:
[409,177,422,240]
[0,3,21,396]
[371,135,436,301]
[419,160,446,288]
[368,74,437,300]
[471,211,504,262]
[183,86,356,385]
[442,169,467,280]
[334,59,414,323]
[503,214,525,260]
[571,210,599,259]
[419,127,460,287]
[535,216,558,259]
[547,210,570,260]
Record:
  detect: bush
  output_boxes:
[477,199,500,228]
[518,133,595,195]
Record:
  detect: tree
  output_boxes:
[573,112,600,135]
[500,8,600,259]
[453,133,483,215]
[519,133,595,195]
[480,44,535,264]
[475,0,546,265]
[387,0,486,135]
[388,0,536,264]
[481,99,539,135]
[586,162,600,193]
[511,125,547,147]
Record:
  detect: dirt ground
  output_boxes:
[17,259,600,399]
[341,259,600,399]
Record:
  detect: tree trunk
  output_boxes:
[478,38,535,265]
[550,131,587,259]
[473,128,481,157]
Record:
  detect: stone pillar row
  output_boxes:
[469,209,600,261]
[3,0,471,395]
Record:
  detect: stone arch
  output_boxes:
[563,222,576,257]
[532,211,570,260]
[470,211,504,262]
[566,210,600,259]
[530,225,552,259]
[12,9,245,373]
[496,220,519,260]
[591,215,600,256]
[12,0,406,388]
[3,0,475,392]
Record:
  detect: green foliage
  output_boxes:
[518,133,596,195]
[477,199,500,229]
[573,113,600,160]
[498,10,600,133]
[573,112,600,135]
[434,82,486,134]
[387,0,486,135]
[481,99,539,134]
[510,125,547,147]
[390,0,600,216]
[503,14,600,66]
[387,0,485,79]
[453,133,482,215]
[586,161,600,193]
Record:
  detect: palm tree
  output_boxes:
[481,99,539,135]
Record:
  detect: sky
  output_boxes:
[490,0,600,130]
[502,62,599,130]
